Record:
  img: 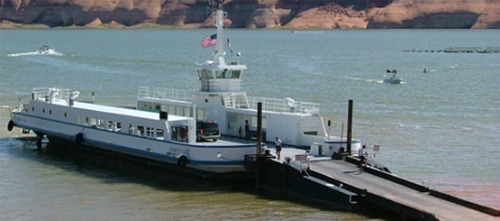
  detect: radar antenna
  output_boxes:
[209,0,225,10]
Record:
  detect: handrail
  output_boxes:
[138,86,192,102]
[138,86,321,114]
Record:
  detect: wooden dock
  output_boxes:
[258,153,499,221]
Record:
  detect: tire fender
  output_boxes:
[75,133,84,144]
[177,156,188,168]
[7,120,15,132]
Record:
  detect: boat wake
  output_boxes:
[7,49,63,57]
[342,77,384,84]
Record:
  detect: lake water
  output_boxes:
[0,29,499,220]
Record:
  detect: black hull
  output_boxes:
[45,135,255,181]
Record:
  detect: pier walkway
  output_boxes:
[309,159,497,221]
[259,148,498,220]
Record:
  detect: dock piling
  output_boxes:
[346,99,353,155]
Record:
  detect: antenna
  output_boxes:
[219,0,224,9]
[209,0,224,10]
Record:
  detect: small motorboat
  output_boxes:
[383,69,402,84]
[35,45,63,56]
[423,68,435,73]
[37,45,50,54]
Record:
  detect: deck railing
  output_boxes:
[247,96,321,114]
[32,87,72,102]
[138,86,321,114]
[138,86,192,102]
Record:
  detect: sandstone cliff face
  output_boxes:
[0,0,498,29]
[367,0,500,29]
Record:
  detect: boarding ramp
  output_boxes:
[307,158,498,220]
[262,148,498,220]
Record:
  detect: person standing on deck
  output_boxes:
[275,137,282,160]
[245,120,250,140]
[358,145,367,167]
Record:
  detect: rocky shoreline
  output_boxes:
[1,0,499,29]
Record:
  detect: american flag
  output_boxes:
[201,34,217,48]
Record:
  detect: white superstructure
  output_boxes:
[137,4,361,157]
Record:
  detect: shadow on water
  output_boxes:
[1,137,256,194]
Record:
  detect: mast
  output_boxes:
[196,0,247,93]
[214,1,226,65]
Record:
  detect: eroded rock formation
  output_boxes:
[0,0,498,28]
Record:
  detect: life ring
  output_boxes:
[177,156,188,168]
[75,133,84,144]
[7,120,14,131]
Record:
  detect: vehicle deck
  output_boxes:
[196,136,255,146]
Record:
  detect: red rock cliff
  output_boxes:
[0,0,498,28]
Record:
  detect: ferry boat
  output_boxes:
[7,3,361,177]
